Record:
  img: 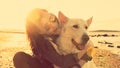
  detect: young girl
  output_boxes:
[13,8,91,68]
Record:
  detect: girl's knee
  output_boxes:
[13,52,32,68]
[13,52,31,62]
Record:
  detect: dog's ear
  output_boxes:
[58,11,68,24]
[87,17,93,26]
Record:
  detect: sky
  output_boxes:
[0,0,120,31]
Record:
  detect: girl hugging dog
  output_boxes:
[13,8,92,68]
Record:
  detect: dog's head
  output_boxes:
[58,11,92,50]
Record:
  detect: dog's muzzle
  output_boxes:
[71,34,89,50]
[71,38,85,50]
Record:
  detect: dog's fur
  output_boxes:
[50,12,93,56]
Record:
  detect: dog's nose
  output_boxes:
[82,34,89,41]
[81,34,89,45]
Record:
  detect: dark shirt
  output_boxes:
[31,35,79,68]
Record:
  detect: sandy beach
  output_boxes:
[0,44,32,68]
[0,32,120,68]
[0,33,32,68]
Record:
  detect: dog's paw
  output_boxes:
[86,47,93,57]
[87,47,97,58]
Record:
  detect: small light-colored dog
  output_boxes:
[50,11,93,56]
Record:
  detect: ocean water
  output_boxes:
[0,32,120,52]
[1,32,120,46]
[0,32,27,47]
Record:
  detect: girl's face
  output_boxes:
[37,12,61,35]
[47,14,60,34]
[26,9,61,36]
[44,14,61,35]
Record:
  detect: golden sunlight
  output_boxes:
[0,0,120,31]
[0,0,120,30]
[0,0,120,68]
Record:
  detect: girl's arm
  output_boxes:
[38,38,80,68]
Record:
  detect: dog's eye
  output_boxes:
[73,25,79,29]
[85,26,88,29]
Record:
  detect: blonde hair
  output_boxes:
[26,8,48,36]
[26,8,47,23]
[26,8,49,55]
